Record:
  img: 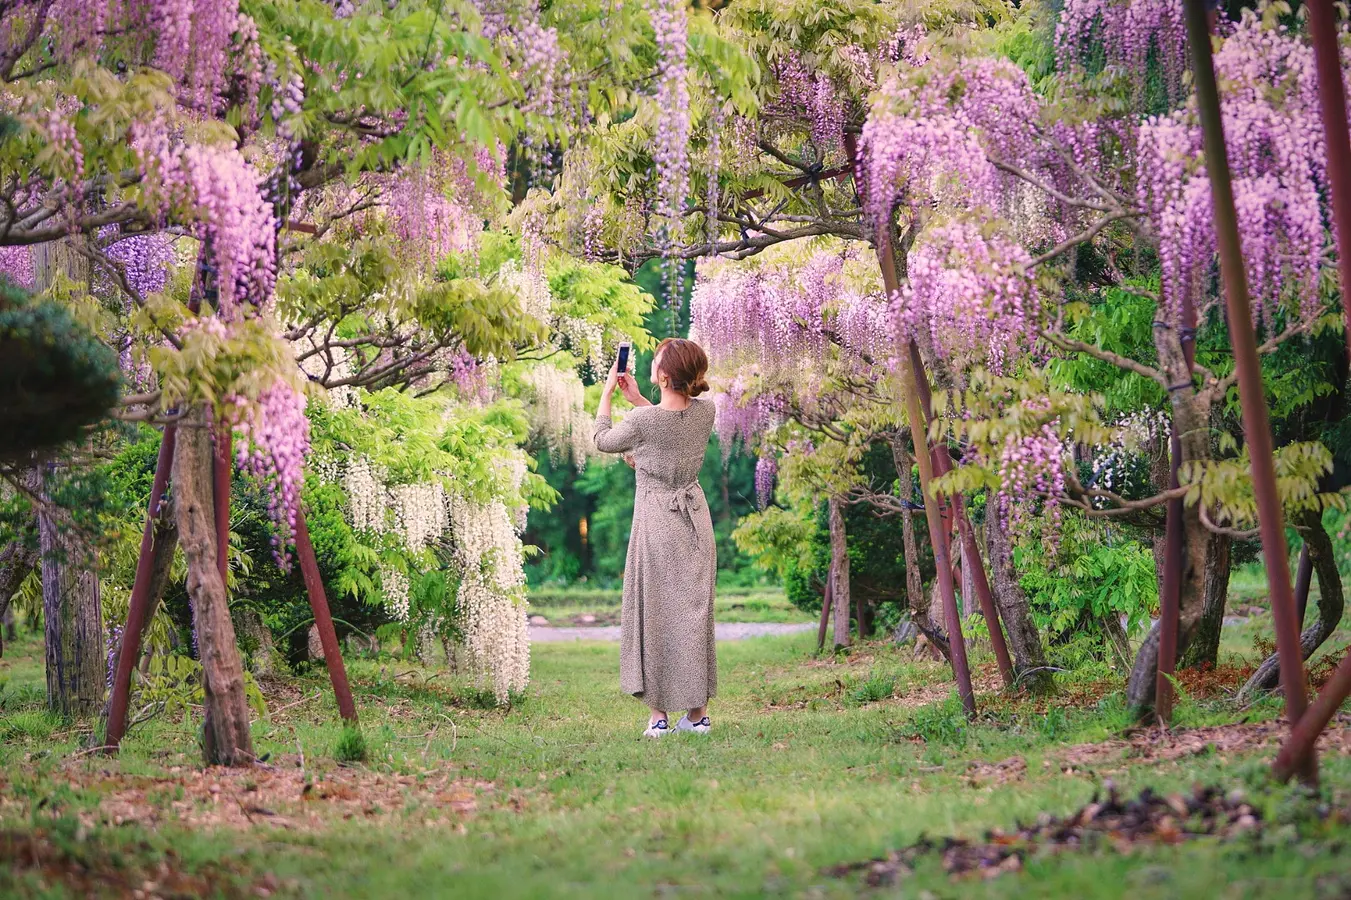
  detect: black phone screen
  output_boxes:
[617,344,630,373]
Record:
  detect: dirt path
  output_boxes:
[529,622,815,643]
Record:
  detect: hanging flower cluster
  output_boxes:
[897,220,1040,373]
[648,0,691,220]
[1056,0,1188,96]
[380,565,411,622]
[447,492,531,703]
[47,0,247,111]
[381,147,501,271]
[103,233,178,298]
[754,454,777,509]
[996,416,1068,546]
[771,54,846,155]
[859,57,1041,235]
[522,365,593,467]
[394,482,451,553]
[1090,409,1170,498]
[134,131,278,315]
[343,455,390,533]
[691,247,893,374]
[711,376,789,454]
[0,246,34,289]
[1138,13,1330,325]
[226,377,311,566]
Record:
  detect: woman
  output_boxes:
[594,338,717,738]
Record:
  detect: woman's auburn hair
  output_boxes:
[654,337,710,398]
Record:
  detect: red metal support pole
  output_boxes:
[104,426,177,751]
[293,511,358,723]
[1305,0,1351,363]
[904,341,1017,688]
[1182,0,1313,780]
[1274,649,1351,782]
[878,233,976,716]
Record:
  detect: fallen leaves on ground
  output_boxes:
[1056,717,1351,772]
[826,783,1265,887]
[0,828,288,899]
[3,760,494,835]
[964,756,1026,788]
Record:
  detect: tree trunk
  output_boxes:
[32,242,104,719]
[236,607,278,678]
[1103,614,1132,671]
[1126,328,1214,715]
[1180,532,1232,669]
[174,407,253,766]
[960,540,977,618]
[829,497,850,649]
[889,433,941,647]
[985,511,1053,694]
[1240,509,1345,698]
[100,501,178,721]
[0,533,38,658]
[39,469,104,719]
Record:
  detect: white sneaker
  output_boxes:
[643,718,671,738]
[676,715,711,734]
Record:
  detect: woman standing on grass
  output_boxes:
[594,338,717,738]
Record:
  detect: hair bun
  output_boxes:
[687,377,710,398]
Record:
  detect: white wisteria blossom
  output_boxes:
[522,365,594,466]
[393,482,450,552]
[447,492,531,702]
[344,455,390,533]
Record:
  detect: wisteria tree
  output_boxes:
[858,1,1347,713]
[0,0,705,760]
[527,0,1351,717]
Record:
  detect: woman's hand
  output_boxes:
[617,374,647,406]
[603,358,621,398]
[622,453,636,470]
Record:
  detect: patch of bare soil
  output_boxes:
[3,761,498,835]
[963,756,1027,788]
[1056,717,1351,773]
[826,783,1268,887]
[0,828,286,899]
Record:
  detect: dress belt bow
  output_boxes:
[668,480,704,543]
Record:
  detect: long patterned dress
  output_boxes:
[594,399,717,711]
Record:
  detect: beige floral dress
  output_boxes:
[594,399,717,711]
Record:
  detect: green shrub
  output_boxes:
[0,281,121,463]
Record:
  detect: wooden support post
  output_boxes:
[816,560,835,653]
[294,512,358,723]
[104,427,176,751]
[1182,0,1312,780]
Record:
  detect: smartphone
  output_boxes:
[617,342,631,374]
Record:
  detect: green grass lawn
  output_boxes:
[526,585,812,625]
[2,623,1350,899]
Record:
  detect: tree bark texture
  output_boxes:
[1126,327,1215,714]
[889,433,942,649]
[1180,532,1232,669]
[0,534,38,658]
[960,541,976,618]
[32,241,104,719]
[1240,510,1345,698]
[39,477,104,719]
[174,408,254,766]
[985,511,1054,694]
[829,497,851,649]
